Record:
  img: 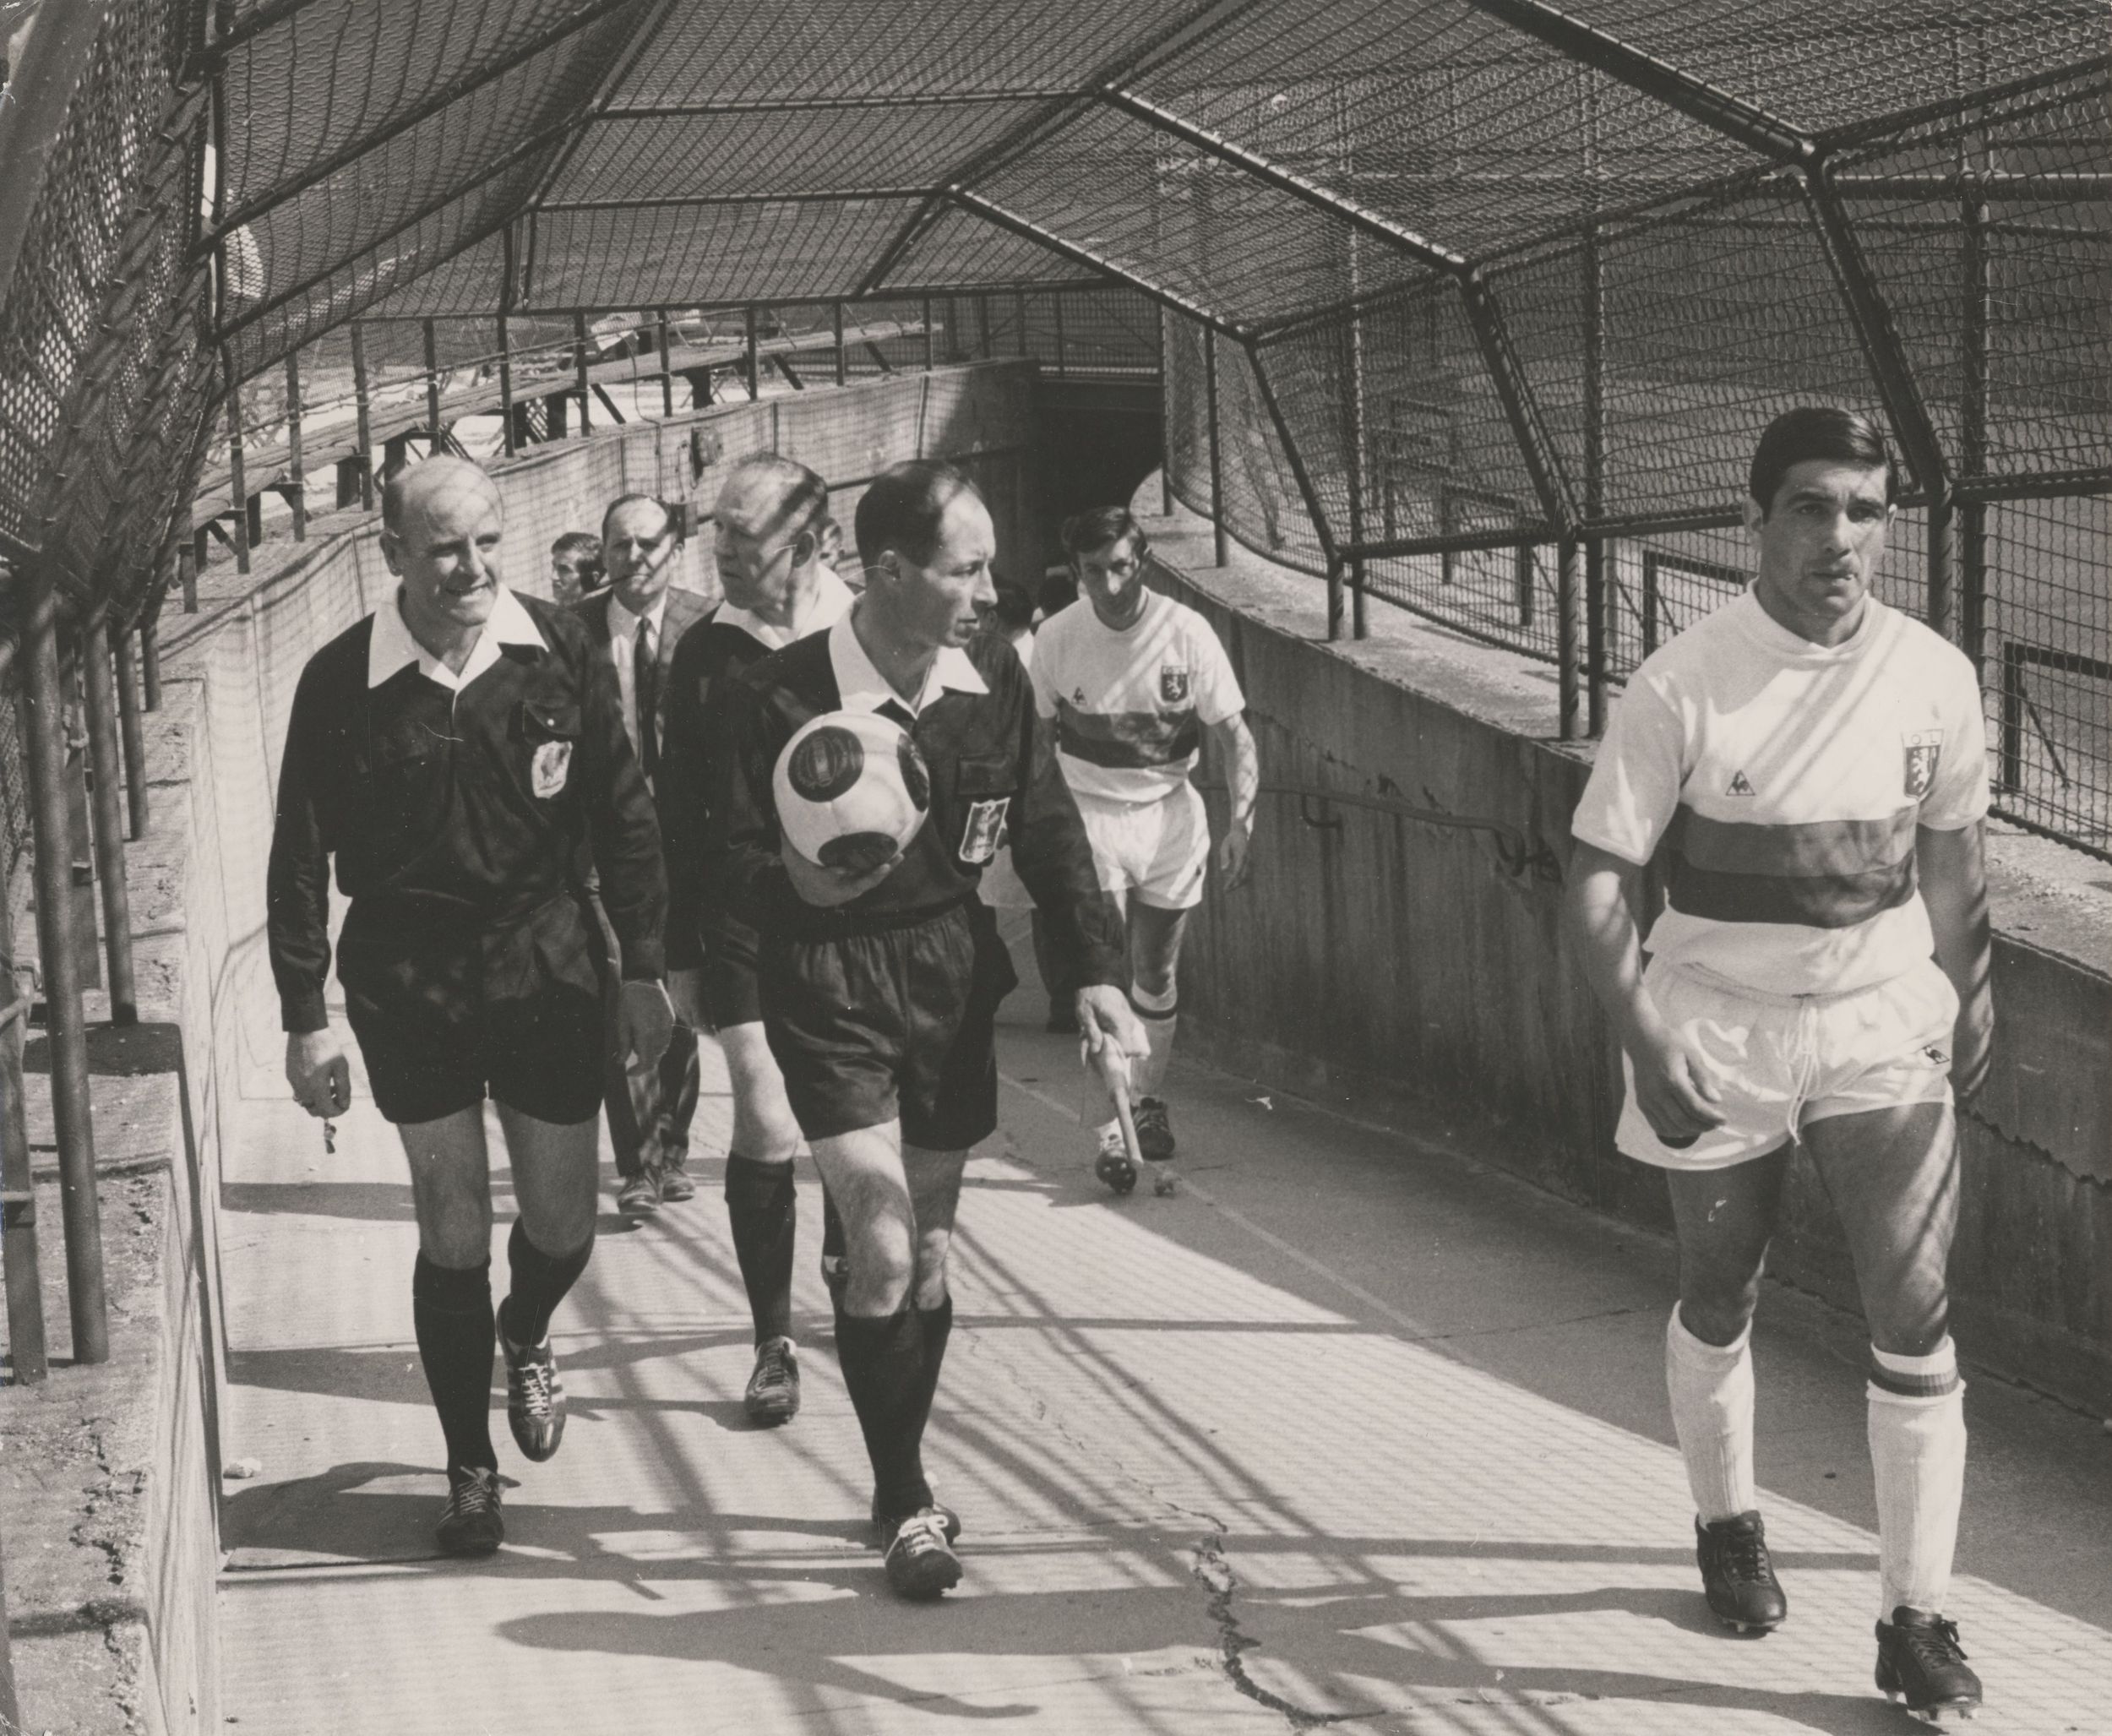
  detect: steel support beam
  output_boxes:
[950,190,1247,339]
[498,313,517,456]
[1457,274,1576,532]
[1458,0,1812,163]
[425,318,444,449]
[19,568,107,1365]
[0,799,49,1385]
[656,309,675,417]
[1204,327,1229,567]
[1244,340,1345,638]
[744,306,760,400]
[1097,85,1467,273]
[284,349,307,538]
[350,321,375,505]
[1799,166,1954,634]
[1557,536,1583,740]
[574,313,594,431]
[81,615,138,1025]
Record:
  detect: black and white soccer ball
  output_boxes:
[773,710,932,868]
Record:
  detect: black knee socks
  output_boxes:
[835,1307,934,1521]
[499,1219,594,1349]
[835,1292,955,1522]
[724,1155,797,1346]
[411,1254,497,1473]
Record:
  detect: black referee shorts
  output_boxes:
[759,900,1018,1151]
[700,922,765,1031]
[337,890,606,1127]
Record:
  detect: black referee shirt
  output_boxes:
[267,588,667,1034]
[702,608,1125,987]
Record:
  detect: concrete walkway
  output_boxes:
[215,943,2112,1733]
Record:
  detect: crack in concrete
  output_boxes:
[959,1227,1376,1733]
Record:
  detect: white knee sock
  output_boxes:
[1868,1339,1967,1619]
[1129,982,1178,1100]
[1665,1305,1757,1523]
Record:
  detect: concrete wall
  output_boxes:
[117,362,1038,1732]
[1146,509,2112,1418]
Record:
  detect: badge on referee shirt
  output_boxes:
[959,797,1009,865]
[1902,730,1942,798]
[531,739,572,798]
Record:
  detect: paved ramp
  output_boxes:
[215,964,2112,1733]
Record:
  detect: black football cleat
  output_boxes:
[1696,1511,1787,1633]
[1876,1608,1982,1724]
[500,1314,567,1463]
[436,1466,504,1557]
[880,1508,963,1599]
[743,1336,801,1425]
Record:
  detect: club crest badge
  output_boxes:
[959,797,1010,865]
[531,739,572,798]
[1160,665,1190,705]
[1902,729,1943,799]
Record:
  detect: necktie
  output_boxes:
[633,616,660,785]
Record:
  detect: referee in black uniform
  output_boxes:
[705,458,1138,1598]
[269,457,672,1557]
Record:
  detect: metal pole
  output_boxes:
[656,308,674,418]
[112,619,148,841]
[923,295,936,371]
[977,291,993,359]
[833,302,847,386]
[81,615,137,1025]
[1015,290,1030,358]
[1960,181,1990,678]
[178,542,198,612]
[139,612,161,710]
[575,312,594,430]
[1204,327,1228,567]
[0,1524,22,1733]
[1583,219,1608,732]
[350,321,374,508]
[1157,307,1174,516]
[226,394,251,574]
[284,349,307,540]
[19,571,107,1364]
[498,313,516,457]
[0,822,49,1385]
[1557,536,1583,740]
[1053,294,1067,378]
[424,318,443,451]
[1344,314,1369,639]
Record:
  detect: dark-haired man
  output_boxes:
[549,530,603,607]
[574,493,710,1218]
[1032,506,1257,1193]
[269,456,672,1557]
[659,452,854,1423]
[704,458,1137,1598]
[1565,407,1993,1722]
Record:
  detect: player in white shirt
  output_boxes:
[1565,408,1994,1724]
[1032,508,1259,1193]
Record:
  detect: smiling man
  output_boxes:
[1564,408,1994,1722]
[703,458,1138,1598]
[268,456,672,1558]
[1031,507,1258,1195]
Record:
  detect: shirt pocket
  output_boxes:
[514,700,581,802]
[954,753,1015,866]
[363,714,445,844]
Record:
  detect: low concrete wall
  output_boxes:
[1148,503,2112,1417]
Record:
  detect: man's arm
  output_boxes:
[266,667,350,1116]
[1919,820,1994,1100]
[700,672,802,928]
[1562,840,1725,1145]
[1205,711,1258,890]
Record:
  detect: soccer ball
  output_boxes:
[774,710,932,869]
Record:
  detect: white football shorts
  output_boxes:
[1617,954,1959,1170]
[1075,783,1211,911]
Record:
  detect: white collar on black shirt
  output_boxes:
[828,607,987,718]
[367,585,544,691]
[718,563,853,650]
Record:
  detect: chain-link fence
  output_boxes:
[0,1,2104,858]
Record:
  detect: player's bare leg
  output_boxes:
[1665,1150,1791,1632]
[810,1122,968,1597]
[1125,900,1189,1193]
[719,1020,809,1423]
[1805,1102,1980,1722]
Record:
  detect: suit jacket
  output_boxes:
[571,584,710,817]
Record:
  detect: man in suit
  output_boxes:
[574,493,710,1217]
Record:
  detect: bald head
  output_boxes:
[713,451,829,620]
[382,455,502,540]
